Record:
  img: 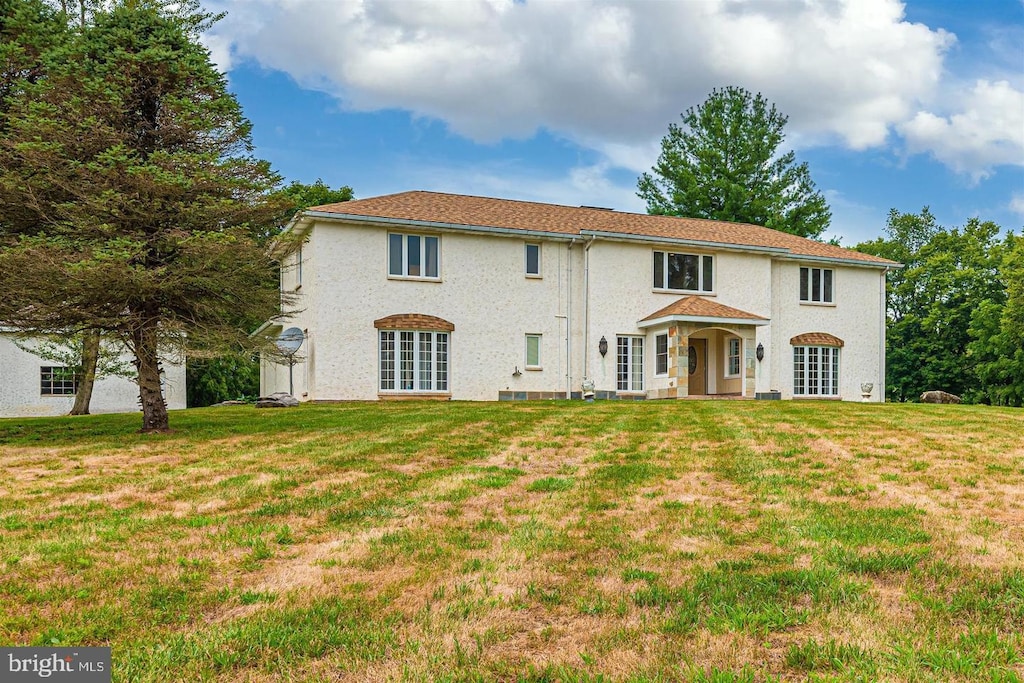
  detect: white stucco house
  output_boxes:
[258,191,898,403]
[0,332,186,418]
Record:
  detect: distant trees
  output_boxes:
[856,209,1018,405]
[0,2,290,430]
[968,237,1024,406]
[280,179,354,222]
[638,86,831,239]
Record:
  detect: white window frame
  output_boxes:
[616,336,644,392]
[525,333,542,369]
[793,345,840,397]
[653,251,714,293]
[379,330,450,393]
[525,243,542,278]
[41,366,78,396]
[725,338,741,378]
[388,233,440,280]
[799,266,834,304]
[654,333,669,376]
[296,243,303,289]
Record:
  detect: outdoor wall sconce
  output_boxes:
[756,343,765,362]
[513,366,522,377]
[598,336,608,357]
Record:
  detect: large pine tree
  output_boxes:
[638,87,831,239]
[0,2,290,431]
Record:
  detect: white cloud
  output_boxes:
[198,31,234,73]
[204,0,953,151]
[1010,192,1024,218]
[899,80,1024,183]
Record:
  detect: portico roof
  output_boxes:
[637,296,769,329]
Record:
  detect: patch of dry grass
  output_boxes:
[1,400,1022,682]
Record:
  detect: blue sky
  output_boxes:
[203,0,1023,245]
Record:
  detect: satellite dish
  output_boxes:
[276,327,305,356]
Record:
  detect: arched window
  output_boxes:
[374,315,454,393]
[790,333,843,397]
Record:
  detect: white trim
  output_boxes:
[379,329,451,393]
[654,333,669,377]
[652,250,715,294]
[250,320,284,338]
[525,333,542,370]
[388,232,441,280]
[525,242,542,278]
[779,254,899,270]
[724,337,741,378]
[638,314,769,329]
[793,345,840,397]
[616,335,644,392]
[799,266,835,304]
[582,229,789,256]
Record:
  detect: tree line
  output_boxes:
[856,210,1022,405]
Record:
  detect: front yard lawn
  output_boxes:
[1,400,1022,681]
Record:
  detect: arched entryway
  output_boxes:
[637,296,768,399]
[687,326,747,397]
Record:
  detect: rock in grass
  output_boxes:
[255,392,300,408]
[920,390,961,404]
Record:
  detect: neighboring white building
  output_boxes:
[0,332,186,418]
[258,191,898,403]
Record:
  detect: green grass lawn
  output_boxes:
[1,400,1022,682]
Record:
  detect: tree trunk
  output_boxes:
[132,318,169,432]
[69,331,100,415]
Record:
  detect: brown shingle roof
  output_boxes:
[309,191,898,267]
[790,332,844,347]
[640,296,768,323]
[373,313,455,331]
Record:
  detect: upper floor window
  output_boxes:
[653,251,713,292]
[525,243,541,277]
[41,366,78,396]
[296,243,303,288]
[726,338,741,377]
[389,233,439,279]
[800,267,833,303]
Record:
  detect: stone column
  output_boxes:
[670,324,690,398]
[742,329,756,398]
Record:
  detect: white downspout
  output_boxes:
[582,235,597,383]
[879,267,888,403]
[564,238,576,398]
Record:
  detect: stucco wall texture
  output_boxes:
[261,219,888,403]
[0,334,186,418]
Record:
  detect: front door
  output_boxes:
[688,338,707,395]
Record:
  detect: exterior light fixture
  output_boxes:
[756,343,764,362]
[598,336,608,357]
